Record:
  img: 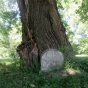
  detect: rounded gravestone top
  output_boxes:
[41,49,64,71]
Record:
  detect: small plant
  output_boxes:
[19,58,26,72]
[59,46,70,51]
[19,56,40,73]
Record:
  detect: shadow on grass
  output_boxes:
[0,59,33,88]
[0,56,88,88]
[75,55,88,73]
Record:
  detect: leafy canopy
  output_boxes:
[0,0,88,58]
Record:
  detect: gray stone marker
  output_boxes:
[41,49,64,71]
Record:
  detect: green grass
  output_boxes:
[0,55,88,88]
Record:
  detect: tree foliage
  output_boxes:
[76,0,88,21]
[0,0,88,59]
[58,0,88,54]
[0,0,21,58]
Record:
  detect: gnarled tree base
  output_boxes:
[17,39,39,69]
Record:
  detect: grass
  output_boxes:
[0,55,88,88]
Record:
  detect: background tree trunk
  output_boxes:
[17,0,73,68]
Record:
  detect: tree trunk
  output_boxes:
[17,0,73,69]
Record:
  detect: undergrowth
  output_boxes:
[0,55,88,88]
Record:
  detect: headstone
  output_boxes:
[41,49,64,71]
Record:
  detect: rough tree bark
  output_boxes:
[17,0,73,69]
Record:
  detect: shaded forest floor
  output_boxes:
[0,55,88,88]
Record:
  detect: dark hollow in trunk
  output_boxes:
[17,0,73,69]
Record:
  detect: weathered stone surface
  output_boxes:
[41,49,64,71]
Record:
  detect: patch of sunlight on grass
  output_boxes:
[5,62,13,65]
[0,59,19,65]
[75,54,88,57]
[66,69,81,75]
